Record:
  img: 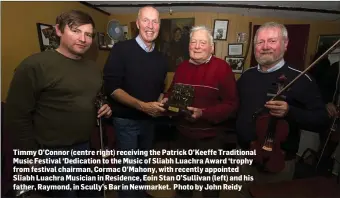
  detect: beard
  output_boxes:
[255,46,285,66]
[256,53,284,66]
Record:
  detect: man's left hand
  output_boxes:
[97,104,112,118]
[187,107,203,121]
[264,100,289,118]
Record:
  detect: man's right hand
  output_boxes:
[326,103,338,118]
[140,102,166,117]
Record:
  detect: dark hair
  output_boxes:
[56,10,95,33]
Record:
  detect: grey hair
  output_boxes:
[254,22,288,43]
[190,25,214,45]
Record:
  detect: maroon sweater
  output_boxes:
[164,56,239,138]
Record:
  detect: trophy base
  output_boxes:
[164,104,192,116]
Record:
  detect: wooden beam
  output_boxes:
[92,3,340,15]
[79,1,111,16]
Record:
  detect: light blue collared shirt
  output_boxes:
[257,59,285,73]
[135,35,155,52]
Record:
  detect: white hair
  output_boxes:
[254,22,288,43]
[190,25,214,45]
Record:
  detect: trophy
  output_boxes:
[164,84,195,116]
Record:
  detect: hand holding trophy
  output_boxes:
[163,84,195,117]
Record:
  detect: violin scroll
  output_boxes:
[95,92,107,110]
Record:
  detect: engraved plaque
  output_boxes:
[164,84,194,115]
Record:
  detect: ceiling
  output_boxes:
[86,1,340,21]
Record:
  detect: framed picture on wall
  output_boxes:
[316,34,340,54]
[157,18,195,72]
[97,32,108,49]
[96,32,113,50]
[36,23,59,51]
[228,43,243,56]
[236,32,248,43]
[122,25,129,40]
[225,56,244,73]
[213,19,229,40]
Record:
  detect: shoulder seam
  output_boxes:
[288,66,312,82]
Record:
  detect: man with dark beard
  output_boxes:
[235,22,329,198]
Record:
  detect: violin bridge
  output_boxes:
[262,139,273,151]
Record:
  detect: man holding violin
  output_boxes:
[236,22,329,197]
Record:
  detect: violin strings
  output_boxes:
[264,82,283,149]
[264,83,281,149]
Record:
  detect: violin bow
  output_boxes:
[315,96,340,171]
[95,86,108,198]
[270,39,340,101]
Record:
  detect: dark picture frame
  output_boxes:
[213,19,229,40]
[236,32,248,43]
[96,32,112,50]
[158,18,195,72]
[316,34,340,54]
[228,43,243,56]
[36,23,59,51]
[225,56,244,73]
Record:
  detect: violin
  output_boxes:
[251,74,289,173]
[250,38,340,173]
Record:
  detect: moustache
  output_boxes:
[260,52,273,55]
